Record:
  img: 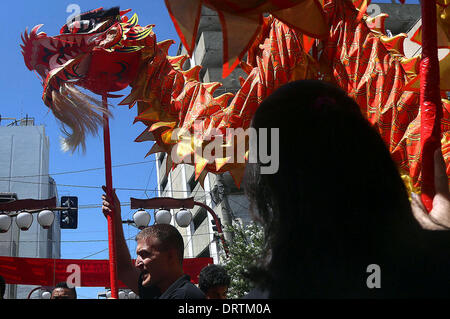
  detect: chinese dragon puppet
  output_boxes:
[21,1,450,193]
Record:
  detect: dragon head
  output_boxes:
[21,7,157,151]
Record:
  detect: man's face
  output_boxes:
[51,288,76,299]
[206,285,228,299]
[135,236,171,287]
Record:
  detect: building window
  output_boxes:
[193,207,207,232]
[197,246,210,258]
[158,152,166,166]
[187,174,198,194]
[160,175,168,192]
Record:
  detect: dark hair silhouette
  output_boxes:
[198,264,231,294]
[244,80,450,298]
[0,275,5,299]
[53,281,77,298]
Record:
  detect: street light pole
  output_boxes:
[192,200,229,257]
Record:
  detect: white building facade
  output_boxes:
[0,117,60,299]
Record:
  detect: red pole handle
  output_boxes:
[419,0,443,212]
[102,94,119,299]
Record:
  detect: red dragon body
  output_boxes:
[21,1,450,191]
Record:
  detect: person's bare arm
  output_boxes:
[411,149,450,230]
[101,186,140,294]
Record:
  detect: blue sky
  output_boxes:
[2,0,420,299]
[2,0,179,299]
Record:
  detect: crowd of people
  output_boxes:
[1,80,449,299]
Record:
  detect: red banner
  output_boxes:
[0,256,213,287]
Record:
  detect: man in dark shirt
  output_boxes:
[134,224,205,299]
[102,186,205,299]
[139,272,205,299]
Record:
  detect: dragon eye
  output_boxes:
[66,20,92,34]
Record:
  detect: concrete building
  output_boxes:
[155,2,423,264]
[0,117,60,299]
[154,6,252,264]
[373,1,448,60]
[403,18,449,60]
[373,2,420,36]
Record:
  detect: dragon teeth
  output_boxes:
[49,54,61,69]
[51,38,59,48]
[40,39,56,51]
[63,54,73,62]
[65,36,73,47]
[75,36,83,46]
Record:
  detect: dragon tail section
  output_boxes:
[321,0,449,190]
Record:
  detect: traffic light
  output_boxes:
[211,218,221,232]
[60,196,78,229]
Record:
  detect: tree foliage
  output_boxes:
[219,222,265,299]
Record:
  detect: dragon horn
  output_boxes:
[182,65,202,82]
[120,9,132,16]
[203,82,223,95]
[157,39,175,56]
[167,55,189,70]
